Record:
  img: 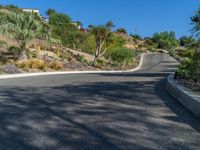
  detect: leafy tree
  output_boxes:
[144,37,151,40]
[144,39,157,51]
[179,36,195,47]
[48,10,77,47]
[65,30,86,49]
[49,12,71,26]
[76,21,83,27]
[104,35,125,58]
[110,48,135,66]
[151,31,178,50]
[110,35,125,49]
[79,34,96,54]
[0,12,50,59]
[88,24,94,29]
[116,28,127,34]
[130,34,142,40]
[52,24,77,46]
[46,9,56,16]
[91,25,114,63]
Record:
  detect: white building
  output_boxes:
[42,17,49,22]
[72,22,81,30]
[22,8,40,16]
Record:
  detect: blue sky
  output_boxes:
[1,0,199,38]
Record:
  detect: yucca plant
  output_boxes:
[191,7,200,39]
[0,11,50,59]
[91,25,114,64]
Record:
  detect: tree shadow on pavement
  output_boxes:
[96,72,169,78]
[155,79,200,133]
[0,78,199,150]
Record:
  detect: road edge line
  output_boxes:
[0,53,146,79]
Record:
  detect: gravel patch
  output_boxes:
[0,64,24,74]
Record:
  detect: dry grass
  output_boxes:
[49,61,64,70]
[16,59,64,71]
[16,59,46,71]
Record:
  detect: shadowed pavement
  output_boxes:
[0,54,199,150]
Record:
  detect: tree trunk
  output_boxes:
[20,41,26,51]
[18,41,27,60]
[93,47,100,65]
[93,39,101,65]
[73,43,76,50]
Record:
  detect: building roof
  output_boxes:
[21,8,39,11]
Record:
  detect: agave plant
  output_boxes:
[0,11,50,59]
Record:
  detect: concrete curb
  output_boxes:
[0,54,146,79]
[166,74,200,117]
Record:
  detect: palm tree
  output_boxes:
[46,9,56,16]
[191,7,200,44]
[116,28,127,35]
[88,24,94,29]
[106,20,115,29]
[91,25,113,63]
[0,12,50,59]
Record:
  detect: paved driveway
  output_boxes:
[0,54,199,150]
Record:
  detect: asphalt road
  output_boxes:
[0,54,199,150]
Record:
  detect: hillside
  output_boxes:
[0,5,140,74]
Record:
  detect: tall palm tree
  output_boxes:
[106,20,115,29]
[0,12,50,59]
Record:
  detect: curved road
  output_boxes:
[0,54,199,150]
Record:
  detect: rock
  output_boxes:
[1,64,24,74]
[18,52,28,61]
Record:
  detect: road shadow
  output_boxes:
[155,79,200,133]
[96,72,170,78]
[0,78,199,150]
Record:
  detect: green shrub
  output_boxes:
[77,55,87,63]
[148,46,157,52]
[96,59,105,68]
[26,50,38,58]
[177,59,192,79]
[8,46,22,59]
[0,41,7,48]
[110,48,135,65]
[178,49,194,58]
[178,50,200,83]
[0,54,7,64]
[60,52,69,60]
